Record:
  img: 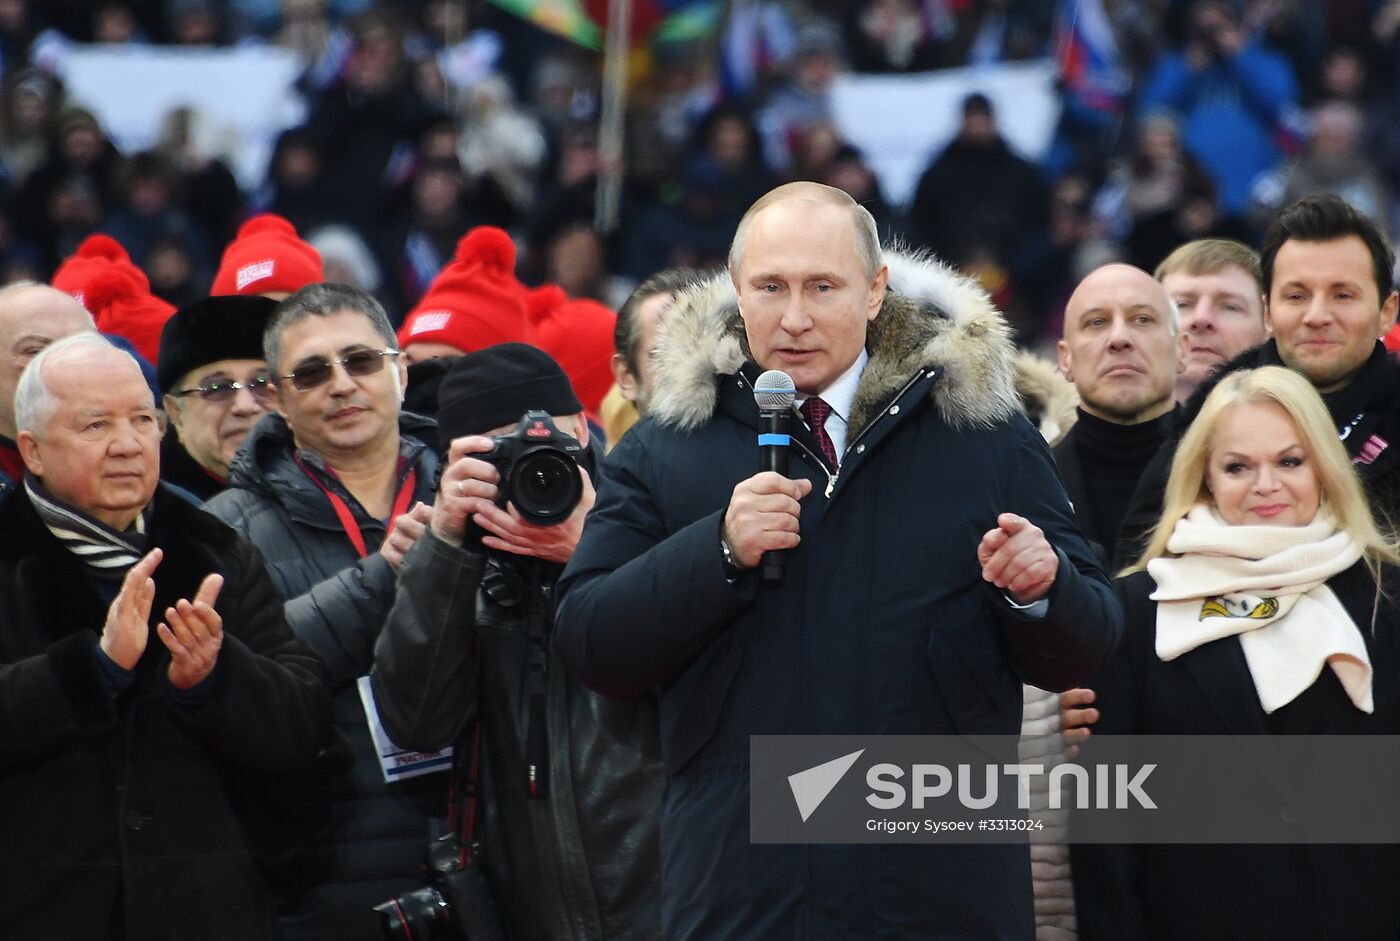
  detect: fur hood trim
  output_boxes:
[648,248,1021,437]
[1014,352,1079,446]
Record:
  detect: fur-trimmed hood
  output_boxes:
[1014,351,1079,446]
[648,249,1023,438]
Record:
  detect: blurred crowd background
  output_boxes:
[0,0,1395,351]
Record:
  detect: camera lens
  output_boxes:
[509,448,582,525]
[373,886,453,940]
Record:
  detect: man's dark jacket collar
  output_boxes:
[225,410,439,500]
[160,433,228,503]
[1180,339,1397,431]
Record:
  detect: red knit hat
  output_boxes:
[527,284,617,418]
[210,213,324,297]
[396,227,534,354]
[51,234,175,364]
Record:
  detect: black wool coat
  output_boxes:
[0,484,332,940]
[1072,564,1400,941]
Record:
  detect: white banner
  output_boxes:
[830,60,1062,210]
[47,41,307,191]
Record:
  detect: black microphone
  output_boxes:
[754,369,797,583]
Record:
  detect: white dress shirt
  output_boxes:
[795,349,867,462]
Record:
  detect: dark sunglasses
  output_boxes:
[278,348,400,391]
[170,374,274,403]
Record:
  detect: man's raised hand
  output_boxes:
[977,513,1058,605]
[156,572,225,690]
[101,548,162,670]
[432,436,500,544]
[381,502,433,571]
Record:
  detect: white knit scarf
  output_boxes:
[1147,505,1371,714]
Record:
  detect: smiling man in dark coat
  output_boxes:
[0,333,331,939]
[554,182,1122,939]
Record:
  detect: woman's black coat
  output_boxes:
[1072,563,1400,941]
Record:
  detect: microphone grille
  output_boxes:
[754,369,796,411]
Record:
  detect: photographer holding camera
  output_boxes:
[370,343,664,941]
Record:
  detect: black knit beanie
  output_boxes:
[437,343,582,448]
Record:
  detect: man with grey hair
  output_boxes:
[204,283,443,941]
[555,181,1120,938]
[0,332,331,938]
[0,281,95,492]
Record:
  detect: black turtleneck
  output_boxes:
[1072,406,1177,551]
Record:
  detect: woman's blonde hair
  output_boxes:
[1124,366,1400,576]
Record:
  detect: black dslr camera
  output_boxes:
[486,410,584,526]
[374,834,503,940]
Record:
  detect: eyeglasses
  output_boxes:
[277,348,400,392]
[170,374,274,404]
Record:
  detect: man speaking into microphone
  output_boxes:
[554,182,1121,940]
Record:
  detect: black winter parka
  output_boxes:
[555,254,1123,940]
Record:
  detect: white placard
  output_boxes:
[358,675,454,783]
[47,40,307,191]
[830,60,1062,210]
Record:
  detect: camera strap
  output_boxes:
[448,718,484,866]
[295,454,418,559]
[524,579,551,800]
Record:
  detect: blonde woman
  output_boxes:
[1073,366,1400,941]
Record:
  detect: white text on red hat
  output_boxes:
[409,311,453,336]
[236,259,276,291]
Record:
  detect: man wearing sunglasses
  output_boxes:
[204,283,444,941]
[157,296,279,501]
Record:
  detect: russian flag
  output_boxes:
[1055,0,1128,114]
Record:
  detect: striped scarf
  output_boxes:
[25,474,150,581]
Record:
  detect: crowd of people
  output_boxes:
[2,0,1400,940]
[0,0,1394,341]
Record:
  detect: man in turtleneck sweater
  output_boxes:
[1116,194,1400,567]
[1055,263,1181,565]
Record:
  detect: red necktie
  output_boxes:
[799,396,839,469]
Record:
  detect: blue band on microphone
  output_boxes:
[758,433,791,447]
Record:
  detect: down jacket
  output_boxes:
[204,411,445,941]
[0,484,331,939]
[555,251,1123,940]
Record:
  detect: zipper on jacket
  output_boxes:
[822,368,930,497]
[736,367,932,498]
